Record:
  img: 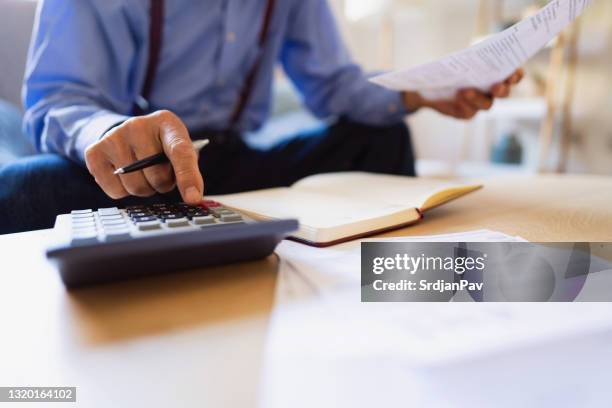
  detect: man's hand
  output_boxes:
[402,69,524,119]
[84,110,204,204]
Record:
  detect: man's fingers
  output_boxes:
[156,111,204,204]
[128,124,176,194]
[165,140,203,204]
[432,100,475,120]
[104,135,156,197]
[460,89,494,111]
[142,163,176,194]
[83,110,198,202]
[445,91,478,119]
[118,169,157,198]
[97,163,131,199]
[429,89,490,120]
[84,147,129,200]
[459,103,478,120]
[491,83,511,98]
[507,68,525,85]
[491,69,523,98]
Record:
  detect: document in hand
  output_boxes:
[370,0,591,99]
[209,172,481,247]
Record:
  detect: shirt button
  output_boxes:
[388,103,398,113]
[217,78,225,87]
[226,32,236,43]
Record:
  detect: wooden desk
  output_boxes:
[389,174,612,242]
[1,175,611,407]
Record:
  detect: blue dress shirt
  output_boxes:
[23,0,407,164]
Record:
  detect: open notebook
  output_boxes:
[209,172,482,247]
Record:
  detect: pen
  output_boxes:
[113,139,210,175]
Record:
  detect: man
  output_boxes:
[0,0,522,234]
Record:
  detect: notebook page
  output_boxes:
[210,187,418,230]
[292,172,481,210]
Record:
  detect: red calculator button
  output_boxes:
[201,200,222,208]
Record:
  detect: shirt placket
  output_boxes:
[217,0,238,90]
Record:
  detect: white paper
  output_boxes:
[274,230,528,299]
[259,300,612,408]
[370,0,591,99]
[260,230,612,407]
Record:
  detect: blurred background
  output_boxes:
[1,0,611,176]
[330,0,612,177]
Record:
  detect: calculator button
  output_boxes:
[187,207,208,214]
[150,207,169,213]
[157,210,173,215]
[72,217,95,224]
[202,200,222,208]
[71,209,93,215]
[102,215,125,222]
[72,224,96,231]
[103,223,129,231]
[100,214,123,221]
[192,215,217,225]
[103,230,132,242]
[98,207,120,215]
[220,214,243,223]
[185,207,208,215]
[166,218,190,228]
[160,214,185,220]
[71,231,99,245]
[71,213,94,220]
[130,212,154,218]
[103,225,130,232]
[72,221,96,230]
[128,212,153,218]
[72,221,95,228]
[137,221,162,231]
[102,219,128,228]
[132,216,158,223]
[210,209,232,218]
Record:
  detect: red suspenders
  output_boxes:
[228,0,276,128]
[137,0,276,131]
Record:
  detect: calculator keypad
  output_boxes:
[69,201,243,245]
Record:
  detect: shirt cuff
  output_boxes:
[74,111,130,164]
[376,91,409,124]
[391,91,410,117]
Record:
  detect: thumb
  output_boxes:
[159,122,204,204]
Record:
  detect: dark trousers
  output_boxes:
[0,119,415,234]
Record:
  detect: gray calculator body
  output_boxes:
[46,202,298,288]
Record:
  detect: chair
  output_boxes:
[0,0,37,164]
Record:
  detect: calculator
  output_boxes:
[46,201,298,288]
